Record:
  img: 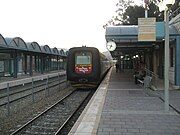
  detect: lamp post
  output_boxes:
[158,0,175,112]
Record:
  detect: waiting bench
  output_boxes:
[136,75,152,89]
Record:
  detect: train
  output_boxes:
[66,46,111,88]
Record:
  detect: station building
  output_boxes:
[0,34,67,78]
[105,13,180,89]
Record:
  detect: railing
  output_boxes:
[0,73,68,117]
[145,68,164,90]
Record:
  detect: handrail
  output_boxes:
[145,68,159,78]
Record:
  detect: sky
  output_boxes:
[0,0,143,52]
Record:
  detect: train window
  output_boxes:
[75,52,92,74]
[75,52,92,65]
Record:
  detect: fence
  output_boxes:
[0,73,68,117]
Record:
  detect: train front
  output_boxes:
[67,47,101,88]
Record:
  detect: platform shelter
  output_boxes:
[106,21,180,88]
[0,34,67,78]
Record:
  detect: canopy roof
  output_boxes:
[106,22,179,42]
[0,34,67,56]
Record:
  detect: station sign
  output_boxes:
[138,18,156,41]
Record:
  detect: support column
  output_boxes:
[9,53,13,76]
[24,54,27,74]
[57,57,58,70]
[30,55,33,76]
[49,56,51,71]
[34,55,37,72]
[13,52,18,78]
[175,36,180,86]
[40,55,44,74]
[38,55,40,72]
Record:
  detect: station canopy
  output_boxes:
[0,34,67,56]
[105,23,179,57]
[106,24,179,43]
[52,47,60,55]
[26,42,42,53]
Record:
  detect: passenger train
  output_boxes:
[67,46,111,88]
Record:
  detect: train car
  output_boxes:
[67,46,111,88]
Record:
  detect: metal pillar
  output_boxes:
[24,54,27,74]
[164,8,169,111]
[40,55,44,74]
[34,55,37,72]
[13,52,18,78]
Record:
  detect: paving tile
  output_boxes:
[69,68,180,135]
[98,69,180,135]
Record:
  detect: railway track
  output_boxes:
[0,75,66,107]
[10,89,92,135]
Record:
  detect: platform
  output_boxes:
[0,70,66,89]
[69,67,180,135]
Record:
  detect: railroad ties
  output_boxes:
[10,89,93,135]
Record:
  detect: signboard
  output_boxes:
[138,18,156,41]
[75,65,92,74]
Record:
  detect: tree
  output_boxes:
[122,5,145,25]
[122,2,164,25]
[103,0,179,27]
[115,0,134,25]
[103,0,134,28]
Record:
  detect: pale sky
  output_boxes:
[0,0,143,52]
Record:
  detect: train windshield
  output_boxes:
[75,52,92,65]
[75,52,92,74]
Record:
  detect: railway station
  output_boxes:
[68,7,180,135]
[0,1,180,135]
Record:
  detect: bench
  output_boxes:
[144,76,152,88]
[134,75,152,89]
[137,79,144,85]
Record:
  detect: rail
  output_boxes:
[10,89,92,135]
[55,90,93,134]
[145,68,164,90]
[10,90,75,135]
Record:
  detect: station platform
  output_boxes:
[69,67,180,135]
[0,70,66,90]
